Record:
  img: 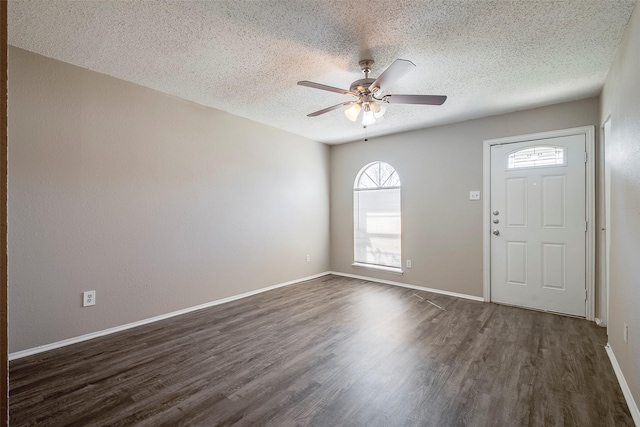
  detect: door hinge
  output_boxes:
[584,289,588,301]
[584,152,588,163]
[584,221,588,232]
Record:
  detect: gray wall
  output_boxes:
[600,0,640,411]
[8,47,331,353]
[330,98,599,298]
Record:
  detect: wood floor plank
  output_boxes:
[9,275,634,426]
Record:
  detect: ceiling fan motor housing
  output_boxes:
[350,59,377,95]
[349,78,376,95]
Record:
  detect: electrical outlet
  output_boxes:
[406,259,412,268]
[83,290,96,307]
[624,323,629,343]
[469,191,481,201]
[306,254,310,262]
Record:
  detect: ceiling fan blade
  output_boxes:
[298,81,357,97]
[383,94,447,105]
[368,59,416,93]
[307,101,355,117]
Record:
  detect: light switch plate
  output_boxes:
[469,191,481,201]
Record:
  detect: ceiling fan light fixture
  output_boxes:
[345,103,361,121]
[362,111,376,126]
[373,102,386,118]
[362,104,376,126]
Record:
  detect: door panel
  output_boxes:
[506,178,527,226]
[506,242,527,285]
[542,175,565,227]
[542,243,565,289]
[490,134,586,316]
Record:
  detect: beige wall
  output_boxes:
[600,0,640,412]
[8,47,331,353]
[330,98,599,298]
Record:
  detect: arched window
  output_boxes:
[353,162,401,271]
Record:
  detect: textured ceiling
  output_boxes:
[9,1,637,144]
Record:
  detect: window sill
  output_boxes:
[352,263,404,275]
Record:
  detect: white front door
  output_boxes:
[490,134,586,316]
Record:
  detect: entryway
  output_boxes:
[483,127,595,318]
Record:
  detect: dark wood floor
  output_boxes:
[10,275,633,426]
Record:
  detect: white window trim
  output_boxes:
[353,161,402,271]
[352,262,404,275]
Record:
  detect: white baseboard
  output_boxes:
[605,343,640,425]
[330,271,485,302]
[9,271,332,361]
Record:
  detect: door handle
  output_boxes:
[492,229,500,236]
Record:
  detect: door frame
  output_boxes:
[482,126,596,320]
[601,117,612,327]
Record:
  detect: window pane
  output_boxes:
[355,162,401,189]
[354,188,401,268]
[508,146,565,169]
[385,171,400,187]
[358,172,378,189]
[379,162,395,186]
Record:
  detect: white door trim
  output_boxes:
[483,126,596,320]
[602,117,612,327]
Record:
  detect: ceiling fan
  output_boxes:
[298,59,447,126]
